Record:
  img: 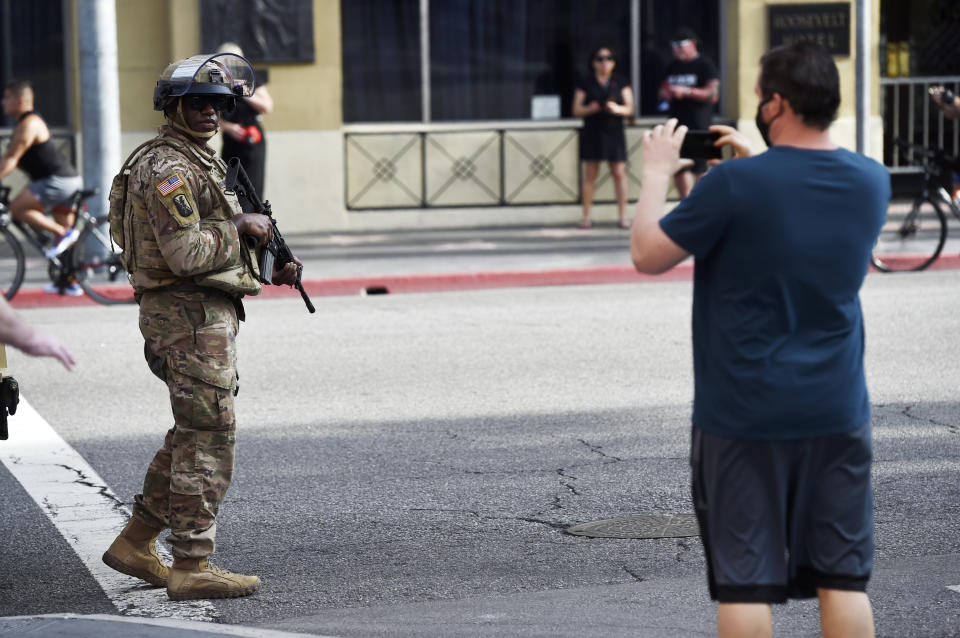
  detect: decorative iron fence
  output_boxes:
[344,121,649,210]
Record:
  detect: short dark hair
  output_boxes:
[671,28,698,43]
[4,80,32,97]
[759,41,840,130]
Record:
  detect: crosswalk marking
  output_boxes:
[0,397,216,621]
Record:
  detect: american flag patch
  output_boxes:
[156,174,184,196]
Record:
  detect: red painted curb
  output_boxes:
[9,264,693,309]
[290,263,695,298]
[9,253,960,309]
[872,253,960,271]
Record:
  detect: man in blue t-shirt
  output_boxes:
[629,41,889,637]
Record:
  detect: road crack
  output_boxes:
[622,565,646,582]
[901,406,960,434]
[56,463,127,511]
[578,438,623,462]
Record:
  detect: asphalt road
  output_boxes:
[1,269,959,637]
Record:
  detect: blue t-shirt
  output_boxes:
[659,146,890,440]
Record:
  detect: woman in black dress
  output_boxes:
[217,43,274,197]
[572,46,634,229]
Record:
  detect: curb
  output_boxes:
[9,263,695,309]
[9,254,960,309]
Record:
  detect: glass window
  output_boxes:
[342,0,422,123]
[881,0,960,76]
[341,0,722,122]
[429,0,630,121]
[0,0,68,127]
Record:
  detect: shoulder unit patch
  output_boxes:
[172,193,194,218]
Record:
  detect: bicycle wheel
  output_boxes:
[72,217,136,304]
[871,196,947,272]
[0,224,25,300]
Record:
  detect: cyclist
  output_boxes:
[930,86,960,203]
[0,80,84,272]
[930,85,960,119]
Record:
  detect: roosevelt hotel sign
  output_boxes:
[768,2,851,57]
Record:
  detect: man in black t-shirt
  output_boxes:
[659,28,719,198]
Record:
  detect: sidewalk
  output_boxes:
[11,221,960,309]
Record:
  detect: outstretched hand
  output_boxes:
[20,329,75,371]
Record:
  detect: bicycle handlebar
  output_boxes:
[892,137,957,174]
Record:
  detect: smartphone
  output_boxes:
[680,130,723,160]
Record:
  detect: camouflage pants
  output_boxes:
[133,290,239,559]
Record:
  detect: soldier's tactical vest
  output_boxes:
[108,132,261,297]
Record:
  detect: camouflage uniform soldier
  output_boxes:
[101,53,299,601]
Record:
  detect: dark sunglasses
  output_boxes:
[594,55,614,62]
[185,94,235,112]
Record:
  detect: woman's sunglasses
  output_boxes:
[594,55,614,62]
[184,94,235,112]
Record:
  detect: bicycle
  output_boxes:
[871,138,960,272]
[0,185,135,304]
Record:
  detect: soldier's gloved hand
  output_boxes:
[273,256,302,287]
[231,213,274,247]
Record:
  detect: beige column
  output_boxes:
[723,0,883,160]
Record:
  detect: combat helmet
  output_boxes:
[153,53,255,111]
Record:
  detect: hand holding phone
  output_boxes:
[679,130,723,160]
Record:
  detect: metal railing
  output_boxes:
[882,76,960,170]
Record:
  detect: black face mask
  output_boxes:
[755,96,778,148]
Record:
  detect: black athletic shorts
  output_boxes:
[690,424,874,604]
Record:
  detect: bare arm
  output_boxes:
[0,296,74,370]
[931,86,960,120]
[672,79,720,104]
[572,88,600,118]
[221,120,246,141]
[0,118,38,180]
[630,119,692,274]
[245,85,273,114]
[606,86,635,117]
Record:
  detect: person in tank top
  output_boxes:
[0,80,84,259]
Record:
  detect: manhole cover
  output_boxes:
[564,514,699,539]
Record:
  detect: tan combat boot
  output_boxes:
[167,557,261,600]
[102,518,170,587]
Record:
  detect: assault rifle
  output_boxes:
[225,158,315,313]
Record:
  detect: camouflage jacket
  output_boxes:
[125,126,259,295]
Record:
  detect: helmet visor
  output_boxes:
[160,53,255,99]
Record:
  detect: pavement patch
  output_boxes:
[565,514,699,539]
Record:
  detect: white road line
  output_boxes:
[0,396,216,621]
[948,585,960,595]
